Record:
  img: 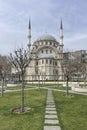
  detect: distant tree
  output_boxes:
[80,62,87,85]
[10,48,29,112]
[0,55,11,96]
[63,51,87,95]
[62,52,80,95]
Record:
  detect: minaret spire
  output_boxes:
[28,18,31,51]
[28,18,31,30]
[60,18,63,30]
[59,18,63,45]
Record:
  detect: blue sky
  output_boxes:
[0,0,87,55]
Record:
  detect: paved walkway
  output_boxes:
[44,90,61,130]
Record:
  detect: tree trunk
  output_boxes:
[21,72,24,112]
[84,75,86,87]
[66,75,69,96]
[1,78,4,96]
[57,74,59,87]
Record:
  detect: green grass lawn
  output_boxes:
[80,84,87,87]
[6,84,35,90]
[1,87,87,130]
[6,86,21,90]
[43,84,71,90]
[53,91,87,130]
[0,89,47,130]
[27,83,71,90]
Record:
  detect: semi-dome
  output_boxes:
[36,34,56,42]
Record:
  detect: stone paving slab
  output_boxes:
[47,97,53,98]
[44,126,61,130]
[46,111,57,114]
[46,103,54,105]
[45,114,58,119]
[45,119,59,124]
[47,100,54,102]
[47,98,53,100]
[46,105,55,108]
[47,98,53,99]
[47,99,54,101]
[47,101,54,102]
[47,96,53,97]
[46,104,55,106]
[46,108,56,111]
[46,101,54,103]
[46,102,54,104]
[46,101,54,102]
[46,102,55,105]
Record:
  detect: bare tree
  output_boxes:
[10,48,29,112]
[0,55,11,96]
[63,51,87,95]
[80,62,87,85]
[62,52,78,96]
[62,59,70,96]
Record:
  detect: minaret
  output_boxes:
[59,18,63,45]
[28,18,31,52]
[59,19,64,80]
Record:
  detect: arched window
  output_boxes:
[50,42,52,45]
[50,50,52,53]
[54,43,55,46]
[46,50,48,54]
[50,60,52,64]
[36,45,38,49]
[42,50,43,53]
[46,59,48,64]
[36,61,38,65]
[55,62,57,66]
[46,41,48,45]
[56,70,58,74]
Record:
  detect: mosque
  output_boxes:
[25,19,64,81]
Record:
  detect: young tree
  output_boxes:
[10,48,29,112]
[62,59,70,96]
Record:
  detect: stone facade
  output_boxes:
[26,33,63,81]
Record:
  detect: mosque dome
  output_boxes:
[35,34,57,42]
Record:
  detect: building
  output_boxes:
[63,50,87,81]
[25,19,64,81]
[63,50,87,63]
[71,50,87,63]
